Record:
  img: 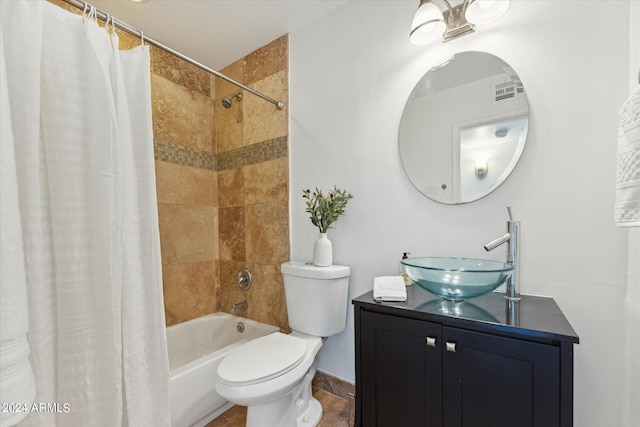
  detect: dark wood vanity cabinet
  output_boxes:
[359,311,443,426]
[354,289,579,427]
[441,325,561,427]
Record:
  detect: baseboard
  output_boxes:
[312,370,355,401]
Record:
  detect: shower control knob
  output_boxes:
[237,268,252,291]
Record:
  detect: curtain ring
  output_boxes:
[82,2,88,21]
[104,14,110,33]
[140,31,144,46]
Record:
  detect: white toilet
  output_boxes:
[215,261,350,427]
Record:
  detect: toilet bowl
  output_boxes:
[215,262,350,427]
[216,331,322,426]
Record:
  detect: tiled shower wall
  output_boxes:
[48,0,290,331]
[215,36,291,332]
[157,35,290,330]
[152,47,219,326]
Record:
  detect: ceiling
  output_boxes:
[89,0,350,71]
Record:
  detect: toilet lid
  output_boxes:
[218,332,307,386]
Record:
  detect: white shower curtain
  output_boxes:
[0,1,170,426]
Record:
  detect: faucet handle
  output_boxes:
[507,205,514,221]
[237,268,252,291]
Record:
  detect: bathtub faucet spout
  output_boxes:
[231,300,248,315]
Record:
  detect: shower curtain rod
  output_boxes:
[61,0,286,110]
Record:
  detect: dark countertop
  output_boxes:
[353,286,579,345]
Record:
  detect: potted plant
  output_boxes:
[302,186,353,266]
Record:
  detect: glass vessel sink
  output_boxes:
[402,257,514,302]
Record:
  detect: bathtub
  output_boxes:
[167,312,279,427]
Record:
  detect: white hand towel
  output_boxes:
[374,276,407,302]
[615,84,640,227]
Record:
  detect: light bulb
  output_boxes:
[410,1,446,45]
[465,0,510,25]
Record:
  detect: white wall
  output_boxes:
[624,2,640,426]
[290,1,631,426]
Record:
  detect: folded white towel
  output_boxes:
[615,84,640,227]
[373,276,407,302]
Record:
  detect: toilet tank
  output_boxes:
[281,261,350,337]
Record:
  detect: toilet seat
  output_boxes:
[218,332,307,386]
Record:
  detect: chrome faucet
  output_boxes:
[484,206,521,301]
[231,300,248,315]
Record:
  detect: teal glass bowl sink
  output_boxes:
[402,257,514,302]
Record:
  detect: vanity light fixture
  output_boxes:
[410,0,510,44]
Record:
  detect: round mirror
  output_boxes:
[399,51,529,204]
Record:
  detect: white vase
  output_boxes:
[313,232,333,267]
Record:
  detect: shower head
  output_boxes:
[222,92,242,109]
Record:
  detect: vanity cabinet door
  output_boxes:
[360,310,443,427]
[441,326,560,427]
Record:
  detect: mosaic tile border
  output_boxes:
[154,139,215,171]
[217,136,288,171]
[154,136,288,172]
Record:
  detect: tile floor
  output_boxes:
[206,387,353,427]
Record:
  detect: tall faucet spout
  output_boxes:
[484,233,511,252]
[483,206,521,302]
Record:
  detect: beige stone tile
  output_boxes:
[245,201,290,265]
[151,74,213,153]
[315,388,352,427]
[215,94,244,154]
[246,263,289,332]
[210,75,217,155]
[163,261,217,327]
[218,206,246,262]
[244,34,289,86]
[47,0,79,14]
[244,157,288,205]
[213,208,220,262]
[150,46,210,97]
[206,402,246,427]
[155,160,215,206]
[210,73,216,100]
[116,30,142,51]
[218,167,244,207]
[209,388,351,426]
[214,61,244,154]
[216,59,244,99]
[210,98,218,154]
[158,204,216,265]
[243,70,288,146]
[218,260,248,316]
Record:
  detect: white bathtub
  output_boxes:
[167,312,279,427]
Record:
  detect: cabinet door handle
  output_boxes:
[426,336,436,347]
[446,341,456,352]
